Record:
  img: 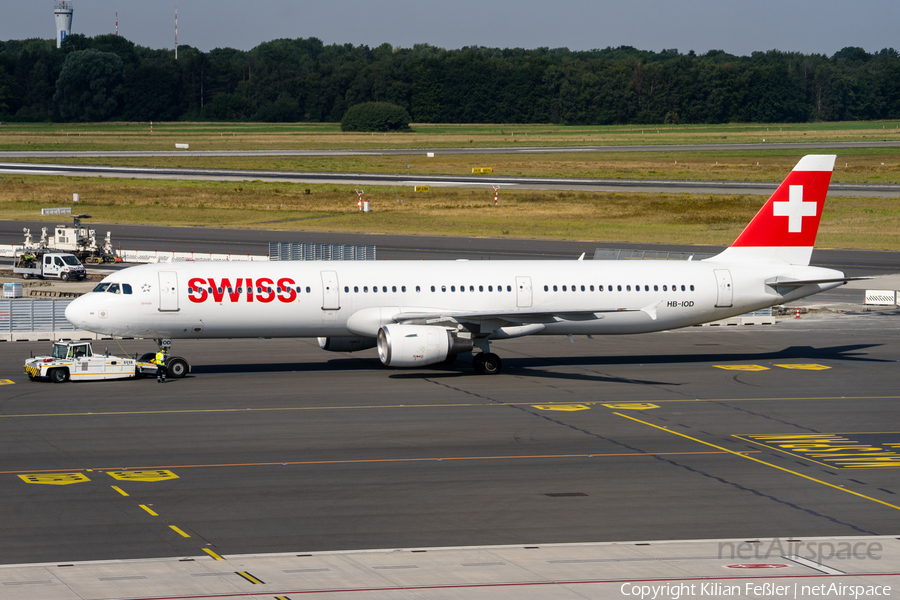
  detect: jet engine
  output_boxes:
[377,324,473,367]
[317,336,377,352]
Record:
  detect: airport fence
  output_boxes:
[593,248,717,261]
[268,243,376,261]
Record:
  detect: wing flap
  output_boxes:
[392,307,635,326]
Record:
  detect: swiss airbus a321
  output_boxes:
[66,155,856,375]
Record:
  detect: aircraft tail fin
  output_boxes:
[706,155,836,266]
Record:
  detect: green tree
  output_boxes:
[0,65,15,115]
[53,49,124,121]
[340,101,410,131]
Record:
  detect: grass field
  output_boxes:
[1,121,898,250]
[2,120,900,152]
[2,175,898,250]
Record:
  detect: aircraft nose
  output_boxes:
[65,295,89,329]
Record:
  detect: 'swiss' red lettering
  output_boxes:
[277,278,297,302]
[188,277,208,303]
[190,276,299,303]
[206,278,245,303]
[207,278,225,302]
[256,278,275,303]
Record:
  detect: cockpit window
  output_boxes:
[92,282,133,294]
[62,256,81,266]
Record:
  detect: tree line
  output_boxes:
[1,34,898,125]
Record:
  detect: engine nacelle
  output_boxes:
[377,324,473,367]
[318,336,377,353]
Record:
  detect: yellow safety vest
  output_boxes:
[155,351,165,366]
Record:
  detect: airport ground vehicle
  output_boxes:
[13,250,87,281]
[25,341,190,382]
[21,214,120,264]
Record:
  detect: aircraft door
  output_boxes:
[158,271,179,312]
[516,276,532,308]
[714,269,733,308]
[321,270,340,310]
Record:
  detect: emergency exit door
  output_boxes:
[714,269,733,308]
[321,271,340,310]
[516,276,533,308]
[158,271,179,312]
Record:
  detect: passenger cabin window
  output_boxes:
[416,286,420,292]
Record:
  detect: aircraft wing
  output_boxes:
[392,302,660,326]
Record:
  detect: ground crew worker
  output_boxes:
[154,348,167,383]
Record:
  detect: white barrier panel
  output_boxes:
[0,246,269,263]
[41,207,72,215]
[175,143,189,149]
[117,250,269,263]
[865,290,897,306]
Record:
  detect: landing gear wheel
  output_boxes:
[480,353,502,375]
[50,368,69,383]
[167,358,188,378]
[472,354,486,375]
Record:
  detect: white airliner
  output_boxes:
[66,155,855,374]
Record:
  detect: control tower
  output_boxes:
[54,1,74,48]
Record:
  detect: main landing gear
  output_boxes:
[472,352,502,375]
[472,338,502,375]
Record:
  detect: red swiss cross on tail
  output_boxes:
[711,155,836,266]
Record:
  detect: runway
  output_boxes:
[2,139,900,157]
[1,311,900,568]
[3,161,900,197]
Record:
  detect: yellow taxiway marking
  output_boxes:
[602,403,659,410]
[203,548,225,561]
[18,473,89,485]
[139,504,158,516]
[2,395,899,421]
[169,525,191,538]
[532,404,590,411]
[735,433,900,469]
[615,413,900,512]
[108,469,179,482]
[235,571,265,584]
[774,364,831,370]
[714,365,770,371]
[110,485,129,496]
[0,379,15,386]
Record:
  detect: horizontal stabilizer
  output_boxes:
[765,276,873,287]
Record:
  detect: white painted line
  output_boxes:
[783,554,844,575]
